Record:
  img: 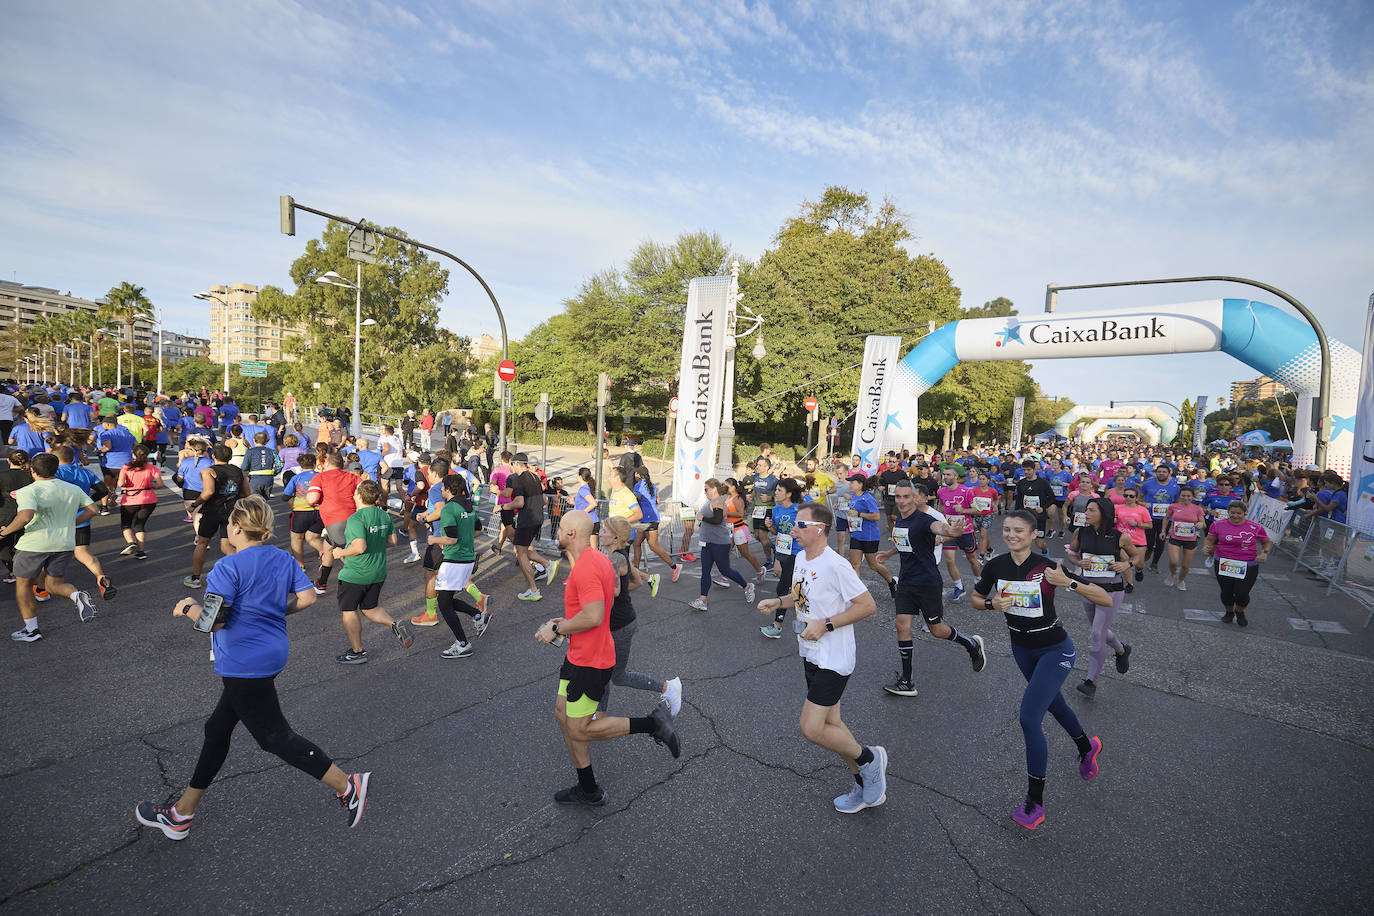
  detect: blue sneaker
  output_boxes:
[948,582,965,601]
[833,781,867,814]
[857,746,888,807]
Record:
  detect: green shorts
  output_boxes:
[558,659,613,718]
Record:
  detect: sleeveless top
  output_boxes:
[1074,525,1125,591]
[608,547,636,631]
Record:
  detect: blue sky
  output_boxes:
[2,0,1370,419]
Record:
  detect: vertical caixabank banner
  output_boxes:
[1009,397,1026,450]
[849,336,900,474]
[1193,395,1208,455]
[672,276,730,511]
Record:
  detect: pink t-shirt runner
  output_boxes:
[118,464,162,506]
[937,484,975,516]
[491,466,513,506]
[1167,503,1205,542]
[1115,504,1150,546]
[1210,518,1268,562]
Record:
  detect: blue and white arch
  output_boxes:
[894,299,1360,478]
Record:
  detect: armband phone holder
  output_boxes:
[193,593,230,633]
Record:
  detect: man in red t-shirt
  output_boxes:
[306,452,362,593]
[536,510,680,806]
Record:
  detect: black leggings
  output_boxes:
[189,676,332,790]
[438,589,478,642]
[120,504,156,533]
[1215,563,1260,608]
[1146,520,1168,566]
[775,553,796,598]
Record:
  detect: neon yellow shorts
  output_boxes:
[558,679,600,718]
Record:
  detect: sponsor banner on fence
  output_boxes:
[1246,493,1294,546]
[1009,396,1026,450]
[1350,295,1374,535]
[1193,395,1208,454]
[850,335,900,475]
[672,276,730,511]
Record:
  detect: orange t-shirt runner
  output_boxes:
[564,549,617,669]
[307,468,361,526]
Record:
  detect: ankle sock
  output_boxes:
[426,597,437,616]
[465,583,484,604]
[1027,775,1046,807]
[317,564,333,586]
[577,765,598,794]
[1072,732,1092,757]
[947,628,976,651]
[855,746,874,767]
[628,716,654,735]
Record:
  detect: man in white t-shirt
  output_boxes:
[0,389,21,452]
[756,501,887,815]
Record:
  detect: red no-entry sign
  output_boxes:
[803,396,818,413]
[497,360,517,382]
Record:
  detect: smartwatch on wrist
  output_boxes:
[824,618,834,632]
[551,621,561,637]
[984,598,995,610]
[1069,580,1080,591]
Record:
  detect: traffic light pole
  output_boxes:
[280,196,511,451]
[595,373,609,510]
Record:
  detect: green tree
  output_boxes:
[253,221,474,418]
[98,281,155,387]
[1174,398,1196,447]
[1204,393,1296,444]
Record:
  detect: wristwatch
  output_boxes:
[824,618,834,632]
[551,621,561,637]
[1069,580,1080,591]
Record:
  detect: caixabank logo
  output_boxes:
[995,317,1167,347]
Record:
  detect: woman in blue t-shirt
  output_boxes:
[845,473,896,595]
[760,478,804,639]
[135,495,371,841]
[574,467,601,548]
[630,466,680,583]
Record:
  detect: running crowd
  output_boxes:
[0,381,1349,838]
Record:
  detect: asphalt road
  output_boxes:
[1,497,1371,915]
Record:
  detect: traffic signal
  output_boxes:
[280,195,295,236]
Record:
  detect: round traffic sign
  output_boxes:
[497,359,517,382]
[669,396,679,415]
[535,401,554,423]
[804,396,818,412]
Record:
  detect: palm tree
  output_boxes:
[99,281,155,387]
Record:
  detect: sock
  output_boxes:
[24,617,38,633]
[1027,775,1046,807]
[946,629,977,651]
[577,764,598,794]
[465,583,484,605]
[628,716,654,735]
[426,597,437,616]
[898,639,914,681]
[855,746,874,767]
[853,772,864,787]
[408,539,418,553]
[1071,732,1093,758]
[317,564,333,586]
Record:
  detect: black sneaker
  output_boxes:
[554,784,607,806]
[969,634,987,673]
[336,648,368,665]
[135,799,193,840]
[649,706,681,758]
[1124,582,1134,594]
[1076,679,1096,698]
[1221,611,1235,624]
[1115,644,1132,674]
[390,621,413,649]
[883,676,918,697]
[337,772,370,828]
[1236,612,1248,627]
[135,550,147,561]
[1133,569,1144,583]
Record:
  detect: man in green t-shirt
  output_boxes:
[1,453,99,642]
[333,480,413,665]
[96,392,120,419]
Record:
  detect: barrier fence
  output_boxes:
[1292,517,1374,628]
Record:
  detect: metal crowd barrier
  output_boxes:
[1293,517,1374,627]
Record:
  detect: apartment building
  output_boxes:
[1229,374,1289,403]
[155,330,210,363]
[0,280,154,376]
[205,283,306,364]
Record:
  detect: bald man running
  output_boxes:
[535,510,680,805]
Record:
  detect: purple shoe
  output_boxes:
[1012,802,1045,831]
[1079,736,1102,781]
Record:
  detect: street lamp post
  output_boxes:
[316,267,374,434]
[72,338,94,388]
[715,260,767,477]
[155,305,164,397]
[194,288,231,395]
[1046,275,1332,468]
[280,197,512,451]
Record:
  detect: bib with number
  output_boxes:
[1212,507,1228,520]
[1080,553,1115,578]
[1024,496,1041,510]
[997,579,1043,617]
[1073,511,1087,527]
[847,512,861,527]
[680,505,696,521]
[1052,484,1065,497]
[1176,475,1187,484]
[972,496,992,512]
[1151,503,1169,519]
[752,506,767,519]
[1218,558,1248,579]
[887,484,898,495]
[775,533,794,555]
[1172,521,1196,539]
[893,528,912,552]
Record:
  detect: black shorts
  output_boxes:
[850,538,879,555]
[422,542,445,571]
[803,660,849,707]
[644,521,659,532]
[337,580,383,612]
[197,512,229,540]
[182,488,200,502]
[514,525,540,547]
[895,583,945,625]
[559,658,615,706]
[75,526,91,548]
[291,510,324,534]
[1169,538,1198,549]
[500,509,515,527]
[941,532,978,554]
[753,515,770,532]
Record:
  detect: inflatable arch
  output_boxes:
[1056,405,1178,443]
[895,299,1361,477]
[1078,418,1161,445]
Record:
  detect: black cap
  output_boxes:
[513,452,529,464]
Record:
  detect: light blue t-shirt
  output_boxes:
[208,545,314,678]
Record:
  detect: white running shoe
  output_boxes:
[546,559,561,584]
[744,583,756,603]
[440,640,473,659]
[1176,580,1188,591]
[661,676,683,716]
[1163,573,1176,587]
[689,597,708,611]
[517,588,542,601]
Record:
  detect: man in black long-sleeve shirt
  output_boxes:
[1013,461,1055,555]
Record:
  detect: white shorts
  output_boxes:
[435,561,474,591]
[732,526,751,546]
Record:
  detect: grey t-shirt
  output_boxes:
[699,501,732,544]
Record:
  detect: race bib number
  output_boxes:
[847,512,861,528]
[774,533,794,555]
[1080,553,1115,578]
[972,496,992,512]
[887,484,897,496]
[1151,502,1169,519]
[1073,511,1087,527]
[752,506,767,520]
[809,488,820,499]
[1212,508,1228,520]
[893,528,912,552]
[1218,558,1248,579]
[1051,484,1065,497]
[680,505,696,521]
[1024,496,1041,510]
[1176,475,1187,484]
[1172,521,1196,539]
[997,580,1043,617]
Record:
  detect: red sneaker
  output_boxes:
[33,587,50,602]
[680,552,697,563]
[411,612,440,627]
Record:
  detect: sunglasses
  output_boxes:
[793,520,827,531]
[1124,493,1139,498]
